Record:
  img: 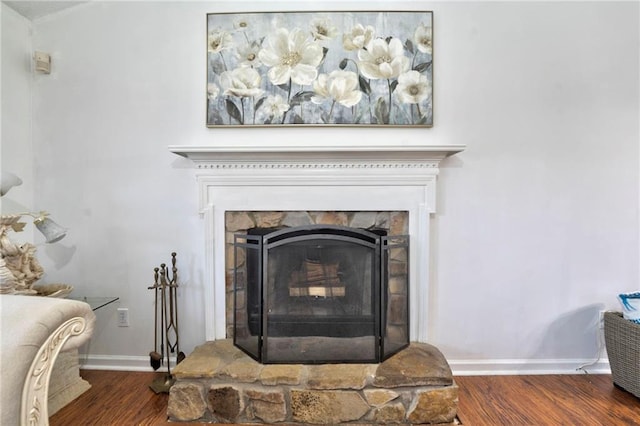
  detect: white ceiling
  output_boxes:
[3,1,86,20]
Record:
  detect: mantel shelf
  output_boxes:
[168,145,466,165]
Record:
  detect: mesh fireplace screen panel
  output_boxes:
[264,237,379,363]
[233,234,261,360]
[381,235,410,359]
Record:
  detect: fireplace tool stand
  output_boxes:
[148,252,184,393]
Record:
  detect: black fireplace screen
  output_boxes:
[233,225,409,364]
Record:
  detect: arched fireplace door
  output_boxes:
[233,225,409,364]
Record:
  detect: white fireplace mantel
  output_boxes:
[169,145,465,167]
[170,144,465,343]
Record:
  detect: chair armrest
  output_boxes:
[0,295,96,426]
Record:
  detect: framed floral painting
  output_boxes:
[206,11,433,127]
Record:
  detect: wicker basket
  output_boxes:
[604,311,640,398]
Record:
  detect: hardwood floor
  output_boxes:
[50,371,173,426]
[50,371,640,425]
[455,375,640,425]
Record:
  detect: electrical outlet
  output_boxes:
[599,310,606,329]
[117,308,129,327]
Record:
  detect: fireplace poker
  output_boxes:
[168,252,186,364]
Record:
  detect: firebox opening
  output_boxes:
[233,223,409,364]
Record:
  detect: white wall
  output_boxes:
[4,1,638,373]
[1,4,34,221]
[432,2,639,371]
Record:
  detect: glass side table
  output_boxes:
[70,296,119,311]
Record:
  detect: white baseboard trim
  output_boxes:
[79,355,167,372]
[449,358,611,376]
[80,354,611,376]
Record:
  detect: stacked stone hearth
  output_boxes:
[168,340,458,424]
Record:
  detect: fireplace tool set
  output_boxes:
[148,252,185,393]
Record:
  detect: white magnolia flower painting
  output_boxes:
[206,11,433,127]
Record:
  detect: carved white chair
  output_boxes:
[0,295,95,425]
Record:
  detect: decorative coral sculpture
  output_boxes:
[0,215,44,294]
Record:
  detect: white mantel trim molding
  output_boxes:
[169,145,465,166]
[169,144,465,343]
[170,144,466,214]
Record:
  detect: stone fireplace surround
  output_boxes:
[168,144,465,424]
